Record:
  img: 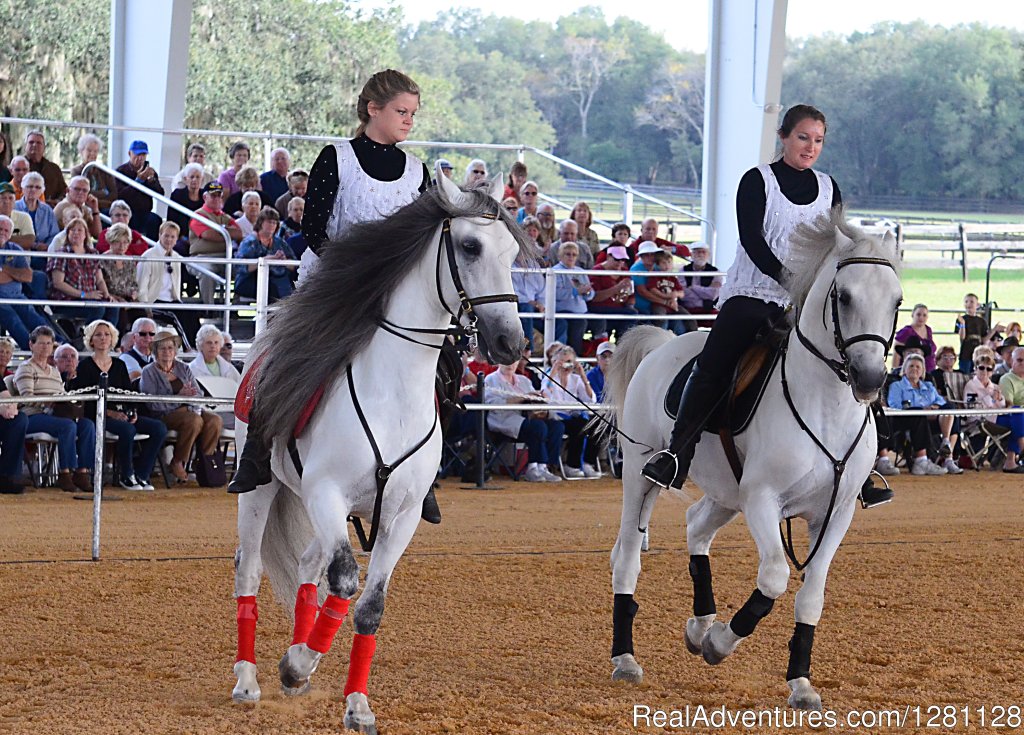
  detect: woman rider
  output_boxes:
[640,105,893,508]
[228,69,445,522]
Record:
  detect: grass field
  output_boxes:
[896,266,1024,339]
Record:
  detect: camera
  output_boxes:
[902,400,911,409]
[563,362,575,370]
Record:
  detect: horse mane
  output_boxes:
[248,184,531,445]
[784,205,901,311]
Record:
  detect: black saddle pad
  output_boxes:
[664,343,784,437]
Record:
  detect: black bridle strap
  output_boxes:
[778,345,871,571]
[382,213,516,346]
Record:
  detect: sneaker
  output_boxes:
[581,463,601,479]
[524,466,547,483]
[540,466,563,483]
[563,466,585,479]
[911,457,946,476]
[119,476,146,491]
[942,457,964,475]
[873,456,900,476]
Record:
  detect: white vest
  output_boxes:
[299,141,424,282]
[719,164,833,307]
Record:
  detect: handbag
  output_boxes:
[52,401,85,421]
[195,448,227,487]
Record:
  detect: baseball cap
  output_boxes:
[129,140,149,155]
[690,241,709,250]
[606,245,629,260]
[596,342,616,356]
[437,158,453,170]
[637,241,661,256]
[0,182,14,195]
[202,181,224,196]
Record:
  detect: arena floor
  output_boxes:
[1,472,1021,734]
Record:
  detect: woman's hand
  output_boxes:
[107,410,128,421]
[179,385,199,397]
[0,403,18,420]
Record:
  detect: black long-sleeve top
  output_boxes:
[70,356,136,422]
[735,160,842,284]
[302,136,430,255]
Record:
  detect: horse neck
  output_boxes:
[361,226,452,380]
[789,262,855,406]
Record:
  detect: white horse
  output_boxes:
[231,169,526,734]
[605,209,902,709]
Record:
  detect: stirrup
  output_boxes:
[640,449,680,489]
[858,471,894,509]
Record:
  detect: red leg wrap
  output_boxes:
[291,583,319,646]
[235,596,258,664]
[306,594,350,654]
[343,633,377,696]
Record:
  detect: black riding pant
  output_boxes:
[694,296,786,393]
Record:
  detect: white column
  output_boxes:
[701,0,788,269]
[109,0,194,204]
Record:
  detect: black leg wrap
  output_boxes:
[689,555,716,617]
[786,622,815,681]
[612,593,640,657]
[729,588,775,638]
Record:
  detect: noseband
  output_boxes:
[379,210,518,350]
[795,256,899,383]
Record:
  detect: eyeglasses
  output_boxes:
[222,343,233,349]
[166,264,174,274]
[538,213,553,218]
[522,192,537,197]
[472,170,485,175]
[976,365,994,371]
[137,331,156,337]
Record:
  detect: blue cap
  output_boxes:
[129,140,149,155]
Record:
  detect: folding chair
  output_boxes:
[961,420,1010,470]
[194,374,239,476]
[4,375,60,487]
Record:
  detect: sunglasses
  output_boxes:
[976,365,994,371]
[166,264,174,274]
[137,331,156,337]
[472,170,485,175]
[504,205,518,212]
[223,343,233,349]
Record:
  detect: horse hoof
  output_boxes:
[232,660,261,702]
[278,644,319,691]
[344,692,377,734]
[280,680,311,697]
[684,614,715,655]
[701,621,741,666]
[787,677,822,711]
[611,653,644,683]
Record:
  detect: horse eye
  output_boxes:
[460,238,481,257]
[838,291,851,306]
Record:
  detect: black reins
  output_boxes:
[780,256,898,570]
[378,212,518,350]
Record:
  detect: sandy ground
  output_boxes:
[1,472,1022,734]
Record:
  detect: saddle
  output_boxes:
[664,325,790,438]
[234,356,325,438]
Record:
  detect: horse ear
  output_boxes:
[488,172,504,202]
[883,229,897,253]
[834,226,855,251]
[435,161,473,210]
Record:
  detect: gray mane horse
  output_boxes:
[231,168,527,734]
[603,208,902,709]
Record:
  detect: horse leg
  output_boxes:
[787,503,856,711]
[278,514,359,694]
[683,496,738,655]
[279,538,327,696]
[609,474,660,684]
[232,482,280,703]
[343,507,422,735]
[702,495,789,666]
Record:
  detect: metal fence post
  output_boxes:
[475,372,487,488]
[622,186,635,227]
[542,268,556,352]
[91,373,108,562]
[254,258,270,335]
[958,222,969,282]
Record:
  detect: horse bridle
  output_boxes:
[378,210,518,351]
[794,256,900,383]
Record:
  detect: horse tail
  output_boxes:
[261,488,319,617]
[601,325,674,425]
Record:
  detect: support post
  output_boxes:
[475,372,487,488]
[91,374,108,562]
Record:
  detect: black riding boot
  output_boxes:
[641,364,722,489]
[421,484,442,524]
[859,476,894,507]
[228,427,273,494]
